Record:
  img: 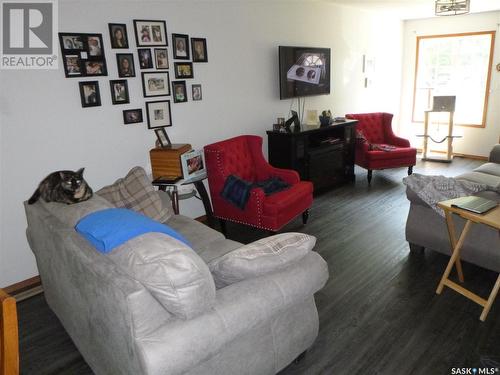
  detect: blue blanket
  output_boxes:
[75,208,190,253]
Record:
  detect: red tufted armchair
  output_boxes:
[204,135,313,233]
[345,112,416,184]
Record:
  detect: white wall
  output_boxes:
[0,0,403,287]
[399,11,500,157]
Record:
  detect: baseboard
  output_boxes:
[416,149,488,161]
[3,276,43,301]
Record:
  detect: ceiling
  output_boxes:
[325,0,500,20]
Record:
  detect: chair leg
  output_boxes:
[367,170,373,184]
[219,219,227,236]
[408,166,413,175]
[302,209,309,225]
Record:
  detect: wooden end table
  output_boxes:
[436,198,500,321]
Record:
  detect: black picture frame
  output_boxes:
[191,38,208,62]
[146,100,172,129]
[116,53,136,78]
[123,109,143,124]
[172,34,190,60]
[192,84,202,101]
[59,33,107,78]
[108,23,129,49]
[138,48,154,69]
[172,80,187,103]
[142,72,170,97]
[174,62,194,79]
[154,48,169,69]
[133,20,168,47]
[110,79,130,105]
[79,81,101,108]
[154,127,172,147]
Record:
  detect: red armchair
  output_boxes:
[204,135,313,232]
[345,112,416,184]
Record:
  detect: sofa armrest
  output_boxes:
[135,252,328,375]
[489,144,500,163]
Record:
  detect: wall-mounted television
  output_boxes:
[279,46,331,100]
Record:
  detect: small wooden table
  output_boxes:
[436,198,500,321]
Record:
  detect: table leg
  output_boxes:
[171,187,179,215]
[194,180,216,228]
[480,274,500,322]
[444,211,464,283]
[436,219,473,295]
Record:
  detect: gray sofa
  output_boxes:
[24,185,328,375]
[405,144,500,272]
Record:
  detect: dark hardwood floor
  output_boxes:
[17,157,500,375]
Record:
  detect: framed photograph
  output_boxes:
[63,55,82,76]
[180,150,206,180]
[133,20,167,47]
[142,72,170,97]
[192,84,202,101]
[59,33,108,78]
[154,48,169,69]
[79,81,101,108]
[174,62,193,79]
[146,100,172,128]
[191,38,208,62]
[138,48,154,69]
[116,53,135,77]
[154,128,172,147]
[123,108,143,124]
[109,23,129,49]
[172,81,187,103]
[172,34,190,60]
[110,80,129,105]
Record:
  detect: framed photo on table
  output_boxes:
[154,128,172,147]
[146,100,172,128]
[142,72,170,97]
[133,20,168,47]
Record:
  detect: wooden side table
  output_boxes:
[436,198,500,321]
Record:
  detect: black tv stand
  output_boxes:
[266,119,357,191]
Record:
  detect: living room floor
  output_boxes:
[17,157,500,375]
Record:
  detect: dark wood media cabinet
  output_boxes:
[266,119,357,191]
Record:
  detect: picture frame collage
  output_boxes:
[59,18,208,141]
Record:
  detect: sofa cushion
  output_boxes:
[40,194,114,227]
[166,214,224,250]
[473,162,500,178]
[97,166,172,222]
[456,171,500,189]
[108,232,215,320]
[208,233,316,288]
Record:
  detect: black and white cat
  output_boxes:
[28,168,93,205]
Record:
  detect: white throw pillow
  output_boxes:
[208,233,316,288]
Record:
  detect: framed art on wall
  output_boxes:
[109,23,129,49]
[142,72,170,97]
[59,33,108,77]
[192,84,202,101]
[133,20,168,47]
[116,53,135,77]
[174,62,193,79]
[191,38,208,62]
[79,81,101,107]
[138,48,153,69]
[172,34,190,60]
[146,100,172,128]
[172,80,187,103]
[123,109,143,124]
[110,80,129,105]
[154,48,169,69]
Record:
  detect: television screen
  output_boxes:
[279,46,331,100]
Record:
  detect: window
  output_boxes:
[412,31,495,127]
